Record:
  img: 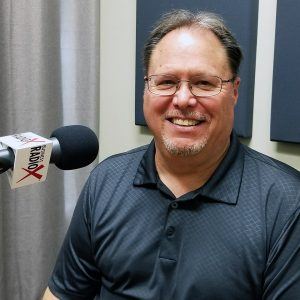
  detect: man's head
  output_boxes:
[143,10,242,78]
[143,10,242,159]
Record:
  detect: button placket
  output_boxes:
[166,202,178,238]
[158,201,180,261]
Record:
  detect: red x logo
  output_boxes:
[21,138,45,146]
[17,164,45,183]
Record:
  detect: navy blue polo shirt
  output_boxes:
[49,132,300,299]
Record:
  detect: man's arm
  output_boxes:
[263,207,300,299]
[44,177,101,298]
[42,287,59,300]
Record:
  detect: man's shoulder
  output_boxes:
[241,144,300,230]
[101,144,149,165]
[242,144,300,182]
[91,144,150,178]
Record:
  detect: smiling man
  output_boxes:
[143,20,240,198]
[44,10,300,300]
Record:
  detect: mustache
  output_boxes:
[164,110,211,121]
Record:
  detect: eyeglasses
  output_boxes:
[144,74,235,97]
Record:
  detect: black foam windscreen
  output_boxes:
[50,125,99,170]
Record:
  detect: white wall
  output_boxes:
[99,0,152,161]
[99,0,300,170]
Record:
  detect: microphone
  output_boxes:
[0,125,99,188]
[50,125,99,170]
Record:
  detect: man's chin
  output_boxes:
[162,136,208,157]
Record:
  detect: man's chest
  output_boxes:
[91,192,265,299]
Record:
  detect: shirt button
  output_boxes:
[170,202,178,209]
[166,226,175,237]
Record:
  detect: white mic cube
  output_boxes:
[0,133,53,189]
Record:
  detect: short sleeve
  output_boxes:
[48,176,101,299]
[263,207,300,299]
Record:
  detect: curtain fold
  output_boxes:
[0,1,99,299]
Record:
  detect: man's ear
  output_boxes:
[232,77,240,105]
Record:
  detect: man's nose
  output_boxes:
[172,81,197,108]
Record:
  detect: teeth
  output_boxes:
[172,118,200,126]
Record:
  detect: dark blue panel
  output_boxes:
[135,0,258,138]
[271,0,300,143]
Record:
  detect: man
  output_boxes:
[44,9,300,299]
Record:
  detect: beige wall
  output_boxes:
[99,0,300,170]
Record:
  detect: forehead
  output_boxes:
[148,27,230,76]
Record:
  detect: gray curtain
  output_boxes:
[0,1,99,299]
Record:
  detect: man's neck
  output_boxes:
[155,140,230,198]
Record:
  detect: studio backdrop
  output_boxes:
[135,0,259,138]
[0,1,99,299]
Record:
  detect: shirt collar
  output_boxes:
[133,139,158,186]
[133,131,244,205]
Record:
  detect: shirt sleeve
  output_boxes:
[48,176,101,299]
[263,207,300,299]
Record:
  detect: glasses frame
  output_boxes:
[144,74,236,97]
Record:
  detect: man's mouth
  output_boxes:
[170,118,201,126]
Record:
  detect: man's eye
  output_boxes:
[157,79,176,86]
[193,79,217,90]
[194,80,211,86]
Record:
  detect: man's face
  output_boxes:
[143,27,240,158]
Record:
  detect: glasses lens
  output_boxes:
[148,75,177,95]
[190,75,222,97]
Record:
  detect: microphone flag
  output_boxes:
[0,132,52,189]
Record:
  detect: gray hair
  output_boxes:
[143,9,243,76]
